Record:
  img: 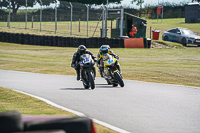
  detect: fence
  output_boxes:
[0,1,118,38]
[0,31,152,48]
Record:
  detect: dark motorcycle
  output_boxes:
[79,54,96,89]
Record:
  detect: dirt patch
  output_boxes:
[151,42,174,49]
[151,41,200,49]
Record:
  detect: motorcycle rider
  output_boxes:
[71,45,97,80]
[97,45,121,77]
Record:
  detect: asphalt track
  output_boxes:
[0,69,200,133]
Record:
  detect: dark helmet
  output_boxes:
[100,45,110,54]
[78,45,86,55]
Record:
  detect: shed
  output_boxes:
[185,3,200,23]
[111,12,147,38]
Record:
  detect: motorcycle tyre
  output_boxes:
[112,83,118,87]
[106,79,112,85]
[83,82,89,89]
[114,72,124,87]
[88,72,95,89]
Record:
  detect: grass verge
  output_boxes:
[0,87,116,133]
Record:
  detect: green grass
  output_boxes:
[0,20,113,38]
[0,87,116,133]
[0,87,76,116]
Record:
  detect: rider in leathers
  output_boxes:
[97,45,121,77]
[71,45,97,80]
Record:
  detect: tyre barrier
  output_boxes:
[10,33,14,43]
[53,36,58,46]
[24,34,30,45]
[19,33,24,44]
[49,36,54,46]
[0,32,151,48]
[40,35,45,46]
[57,36,62,47]
[64,37,70,47]
[14,33,19,43]
[6,32,10,42]
[33,35,38,45]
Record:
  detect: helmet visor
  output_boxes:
[79,49,86,55]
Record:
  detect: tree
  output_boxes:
[192,0,200,2]
[58,0,121,5]
[0,0,54,15]
[131,0,144,17]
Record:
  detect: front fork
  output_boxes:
[81,67,95,82]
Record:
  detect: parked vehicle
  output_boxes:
[162,28,200,46]
[102,53,124,87]
[79,54,96,89]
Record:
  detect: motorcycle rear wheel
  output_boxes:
[114,72,124,87]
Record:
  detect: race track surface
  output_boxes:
[0,69,200,133]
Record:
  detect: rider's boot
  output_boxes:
[93,67,96,80]
[100,67,104,77]
[76,70,80,81]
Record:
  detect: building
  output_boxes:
[185,3,200,23]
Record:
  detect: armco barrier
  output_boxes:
[0,32,151,48]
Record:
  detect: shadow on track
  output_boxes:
[60,84,115,90]
[95,84,113,88]
[60,88,85,90]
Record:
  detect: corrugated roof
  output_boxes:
[124,12,146,22]
[186,2,200,6]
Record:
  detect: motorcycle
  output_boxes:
[79,54,96,89]
[102,53,124,87]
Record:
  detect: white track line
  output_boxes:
[13,89,131,133]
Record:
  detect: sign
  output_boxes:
[157,6,163,15]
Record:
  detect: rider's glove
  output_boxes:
[71,64,76,68]
[115,56,119,60]
[94,58,97,62]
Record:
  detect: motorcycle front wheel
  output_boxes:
[88,71,95,89]
[114,72,124,87]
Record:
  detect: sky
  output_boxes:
[28,0,194,9]
[118,0,192,8]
